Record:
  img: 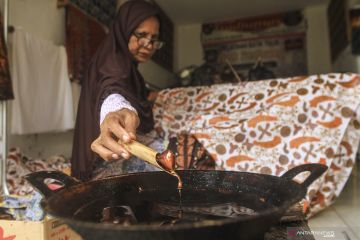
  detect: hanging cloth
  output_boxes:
[11,28,74,134]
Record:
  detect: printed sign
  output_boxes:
[201,11,307,83]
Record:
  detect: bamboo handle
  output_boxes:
[120,140,165,171]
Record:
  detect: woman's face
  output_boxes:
[128,16,160,63]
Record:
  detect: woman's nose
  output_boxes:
[143,41,155,50]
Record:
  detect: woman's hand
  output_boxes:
[91,109,139,161]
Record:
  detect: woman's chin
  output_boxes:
[136,57,150,63]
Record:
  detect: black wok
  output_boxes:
[25,164,327,240]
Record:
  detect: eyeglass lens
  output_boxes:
[138,37,163,49]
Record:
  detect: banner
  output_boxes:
[201,11,307,83]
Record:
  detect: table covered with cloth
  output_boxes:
[153,73,360,218]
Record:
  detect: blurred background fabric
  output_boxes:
[0,10,14,100]
[65,4,108,84]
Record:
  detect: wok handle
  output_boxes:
[25,171,80,199]
[280,164,328,188]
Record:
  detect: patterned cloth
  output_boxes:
[66,4,107,83]
[3,149,73,221]
[0,193,45,221]
[167,134,216,170]
[62,0,117,27]
[153,73,360,217]
[6,148,71,196]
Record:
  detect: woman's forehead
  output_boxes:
[136,16,159,29]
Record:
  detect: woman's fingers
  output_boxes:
[122,111,139,140]
[91,136,131,161]
[117,109,139,141]
[101,112,126,139]
[101,132,130,157]
[92,109,140,160]
[91,137,116,161]
[101,109,139,143]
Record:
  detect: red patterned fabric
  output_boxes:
[0,11,14,100]
[66,4,107,83]
[6,148,71,196]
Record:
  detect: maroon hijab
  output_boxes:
[71,0,159,181]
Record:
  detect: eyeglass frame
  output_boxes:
[132,31,164,50]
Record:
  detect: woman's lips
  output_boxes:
[138,52,150,58]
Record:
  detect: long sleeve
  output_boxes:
[100,93,138,125]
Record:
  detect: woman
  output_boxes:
[71,0,164,181]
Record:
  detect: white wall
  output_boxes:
[304,4,332,74]
[8,0,65,45]
[349,0,360,7]
[174,24,203,71]
[139,60,176,89]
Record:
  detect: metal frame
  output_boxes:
[1,0,9,195]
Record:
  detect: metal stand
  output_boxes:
[0,0,9,195]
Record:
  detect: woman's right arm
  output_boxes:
[91,94,140,161]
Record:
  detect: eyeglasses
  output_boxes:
[132,32,164,50]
